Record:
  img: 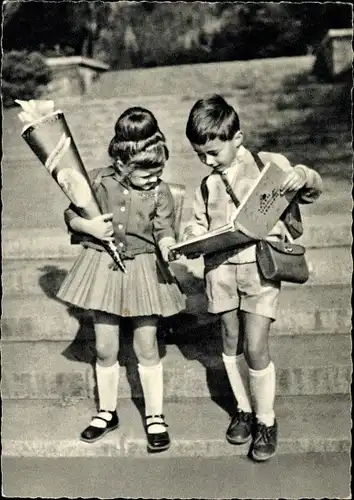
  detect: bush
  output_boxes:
[2,51,52,108]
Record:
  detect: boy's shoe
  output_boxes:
[80,410,119,443]
[250,419,278,462]
[145,414,171,453]
[226,409,253,444]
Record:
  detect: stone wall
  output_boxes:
[43,56,109,98]
[314,29,352,81]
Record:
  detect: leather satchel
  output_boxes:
[256,239,309,284]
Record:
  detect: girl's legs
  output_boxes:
[133,316,168,438]
[81,310,120,442]
[94,310,120,411]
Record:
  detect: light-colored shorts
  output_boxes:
[205,261,280,319]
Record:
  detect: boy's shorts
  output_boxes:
[205,261,280,319]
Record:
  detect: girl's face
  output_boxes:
[128,165,163,190]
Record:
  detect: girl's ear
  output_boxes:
[233,130,243,147]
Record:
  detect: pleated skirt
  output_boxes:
[57,247,186,318]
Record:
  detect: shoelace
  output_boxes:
[254,422,273,444]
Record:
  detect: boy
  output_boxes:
[183,94,322,461]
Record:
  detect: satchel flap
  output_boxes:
[265,240,305,255]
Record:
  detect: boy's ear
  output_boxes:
[233,130,243,147]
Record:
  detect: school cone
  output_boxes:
[16,99,126,272]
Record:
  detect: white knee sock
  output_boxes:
[96,361,119,412]
[222,353,252,413]
[249,361,276,427]
[138,361,165,434]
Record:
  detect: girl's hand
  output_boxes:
[88,213,114,241]
[280,166,307,195]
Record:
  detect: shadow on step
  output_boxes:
[38,263,236,418]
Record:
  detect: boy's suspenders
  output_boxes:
[200,151,303,239]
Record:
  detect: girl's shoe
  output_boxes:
[80,410,119,443]
[144,414,171,453]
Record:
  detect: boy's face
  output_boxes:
[192,131,243,172]
[191,132,243,173]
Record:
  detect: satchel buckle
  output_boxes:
[284,245,294,253]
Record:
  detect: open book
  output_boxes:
[168,154,297,261]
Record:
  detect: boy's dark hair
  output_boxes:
[186,94,240,145]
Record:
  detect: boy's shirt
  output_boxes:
[184,145,322,265]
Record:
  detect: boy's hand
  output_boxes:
[280,166,307,195]
[88,213,114,241]
[182,226,197,242]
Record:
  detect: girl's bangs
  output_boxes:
[130,142,168,169]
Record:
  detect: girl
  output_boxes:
[57,107,186,453]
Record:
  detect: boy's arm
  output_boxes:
[293,165,323,203]
[182,185,209,241]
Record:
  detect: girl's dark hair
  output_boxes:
[108,107,169,173]
[186,94,240,145]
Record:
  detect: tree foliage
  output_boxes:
[2,50,52,107]
[3,2,352,68]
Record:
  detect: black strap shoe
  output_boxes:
[144,414,171,453]
[80,410,119,443]
[251,419,278,462]
[226,409,253,444]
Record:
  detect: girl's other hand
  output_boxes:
[88,213,114,241]
[280,166,307,195]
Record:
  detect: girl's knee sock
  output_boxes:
[96,361,120,413]
[249,361,276,427]
[138,361,166,434]
[222,353,252,413]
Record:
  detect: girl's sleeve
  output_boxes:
[294,165,323,204]
[63,168,101,232]
[153,182,177,251]
[182,185,209,241]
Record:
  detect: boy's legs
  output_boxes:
[133,316,170,452]
[238,263,280,461]
[206,263,253,443]
[81,310,120,442]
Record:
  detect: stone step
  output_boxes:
[1,335,351,400]
[1,284,351,342]
[2,213,351,259]
[2,395,350,457]
[2,243,351,300]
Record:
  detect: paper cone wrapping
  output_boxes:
[17,100,126,272]
[21,110,102,220]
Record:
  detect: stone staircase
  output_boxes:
[1,54,352,459]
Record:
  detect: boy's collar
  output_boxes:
[224,145,246,172]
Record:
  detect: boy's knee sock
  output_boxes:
[249,361,276,427]
[138,361,165,433]
[92,361,119,427]
[222,353,252,413]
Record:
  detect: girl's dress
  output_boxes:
[57,166,186,318]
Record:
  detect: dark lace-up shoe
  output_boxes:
[251,419,278,461]
[226,409,253,444]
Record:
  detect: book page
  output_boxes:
[232,161,296,238]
